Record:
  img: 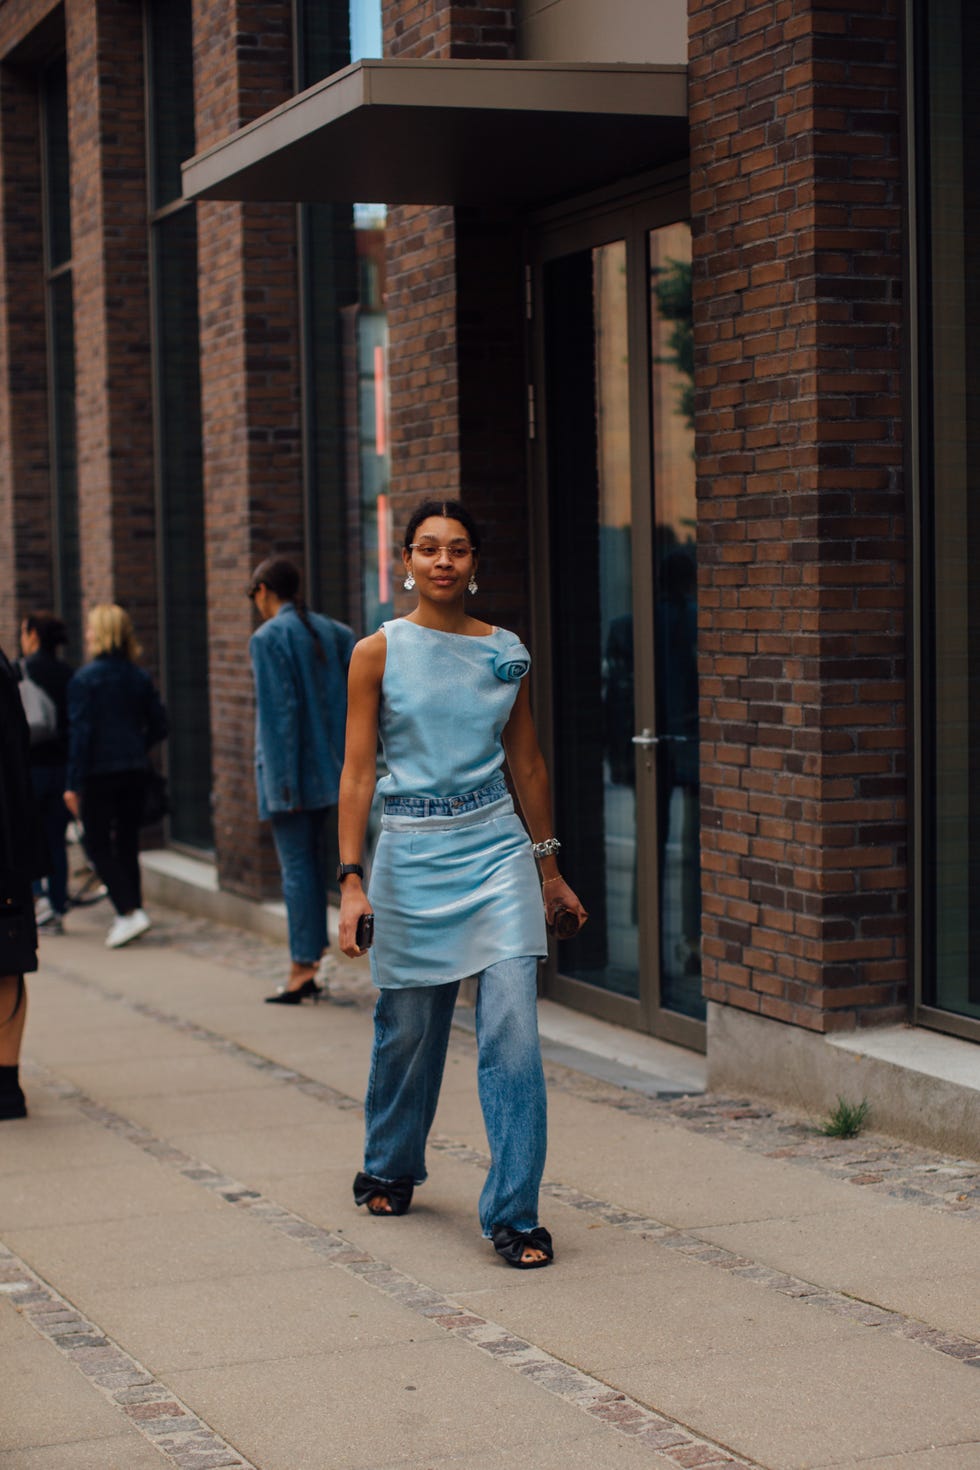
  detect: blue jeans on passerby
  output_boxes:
[363,956,547,1236]
[269,808,330,965]
[30,764,70,915]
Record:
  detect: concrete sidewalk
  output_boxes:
[2,899,978,1470]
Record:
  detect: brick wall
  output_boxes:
[689,0,907,1032]
[383,0,527,638]
[194,0,304,898]
[67,0,159,670]
[0,62,50,645]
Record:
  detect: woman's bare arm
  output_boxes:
[337,632,385,955]
[503,680,587,927]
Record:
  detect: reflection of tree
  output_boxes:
[651,258,694,431]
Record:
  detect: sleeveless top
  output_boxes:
[367,618,546,987]
[376,619,531,799]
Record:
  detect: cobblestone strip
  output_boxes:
[33,966,980,1372]
[0,1247,256,1470]
[44,949,980,1226]
[24,1071,753,1470]
[429,1140,980,1369]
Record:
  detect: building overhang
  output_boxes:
[181,58,688,209]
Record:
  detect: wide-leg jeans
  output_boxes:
[362,955,546,1236]
[269,807,330,966]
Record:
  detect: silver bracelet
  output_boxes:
[531,837,562,860]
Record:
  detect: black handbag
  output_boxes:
[141,769,171,827]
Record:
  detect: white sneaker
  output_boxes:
[106,909,151,949]
[34,896,54,926]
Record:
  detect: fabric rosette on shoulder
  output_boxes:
[492,642,531,683]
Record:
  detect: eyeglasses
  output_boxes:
[408,541,474,560]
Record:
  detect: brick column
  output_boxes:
[66,0,158,668]
[194,0,304,898]
[690,0,907,1032]
[0,63,50,646]
[383,2,527,636]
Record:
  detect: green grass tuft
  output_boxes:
[818,1095,870,1138]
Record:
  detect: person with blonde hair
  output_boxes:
[64,605,167,949]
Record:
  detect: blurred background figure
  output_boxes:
[19,612,74,934]
[64,605,168,950]
[0,642,45,1120]
[248,557,354,1004]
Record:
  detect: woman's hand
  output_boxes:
[339,884,374,958]
[63,790,80,819]
[541,874,588,932]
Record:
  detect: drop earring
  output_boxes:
[403,571,415,591]
[468,573,478,596]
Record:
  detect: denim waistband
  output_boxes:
[382,777,508,818]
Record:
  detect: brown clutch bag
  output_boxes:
[547,904,585,940]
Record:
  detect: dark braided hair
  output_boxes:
[249,557,326,663]
[403,498,482,555]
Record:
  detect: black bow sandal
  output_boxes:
[491,1224,554,1269]
[352,1171,414,1216]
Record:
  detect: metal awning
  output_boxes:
[181,58,688,209]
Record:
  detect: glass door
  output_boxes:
[530,196,703,1049]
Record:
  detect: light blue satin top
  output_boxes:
[376,620,531,799]
[367,618,545,987]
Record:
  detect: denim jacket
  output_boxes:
[249,603,354,819]
[66,655,168,790]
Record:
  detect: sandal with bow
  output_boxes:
[352,1171,415,1216]
[491,1224,554,1269]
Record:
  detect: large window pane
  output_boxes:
[921,0,980,1023]
[147,0,195,209]
[153,209,212,848]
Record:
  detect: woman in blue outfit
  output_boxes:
[338,500,587,1269]
[248,557,355,1003]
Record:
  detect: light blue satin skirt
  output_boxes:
[367,793,547,988]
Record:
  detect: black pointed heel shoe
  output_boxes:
[264,977,324,1005]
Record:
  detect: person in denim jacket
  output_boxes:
[248,557,355,1003]
[64,606,168,950]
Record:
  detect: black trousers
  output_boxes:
[81,771,146,916]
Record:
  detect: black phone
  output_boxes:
[355,912,375,950]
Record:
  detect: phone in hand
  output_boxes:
[355,912,375,950]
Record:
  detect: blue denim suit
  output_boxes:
[66,655,168,791]
[249,603,354,820]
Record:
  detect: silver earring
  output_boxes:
[468,574,478,596]
[403,572,415,591]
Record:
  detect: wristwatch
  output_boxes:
[336,863,364,883]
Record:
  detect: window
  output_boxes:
[40,56,82,664]
[145,0,213,848]
[915,0,980,1037]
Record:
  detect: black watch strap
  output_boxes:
[336,863,364,883]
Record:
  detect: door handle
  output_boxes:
[631,729,660,747]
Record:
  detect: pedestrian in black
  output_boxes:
[19,612,74,933]
[0,643,45,1120]
[64,605,168,950]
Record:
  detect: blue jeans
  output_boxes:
[363,956,547,1236]
[269,808,330,965]
[31,765,70,915]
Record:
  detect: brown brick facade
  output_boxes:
[383,1,527,638]
[67,0,159,669]
[194,0,304,898]
[0,62,50,640]
[689,0,908,1032]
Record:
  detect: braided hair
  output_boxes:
[249,557,326,663]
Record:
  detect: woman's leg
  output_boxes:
[43,770,71,916]
[474,956,547,1238]
[111,771,146,914]
[270,810,328,973]
[80,776,127,915]
[363,981,460,1186]
[0,975,28,1119]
